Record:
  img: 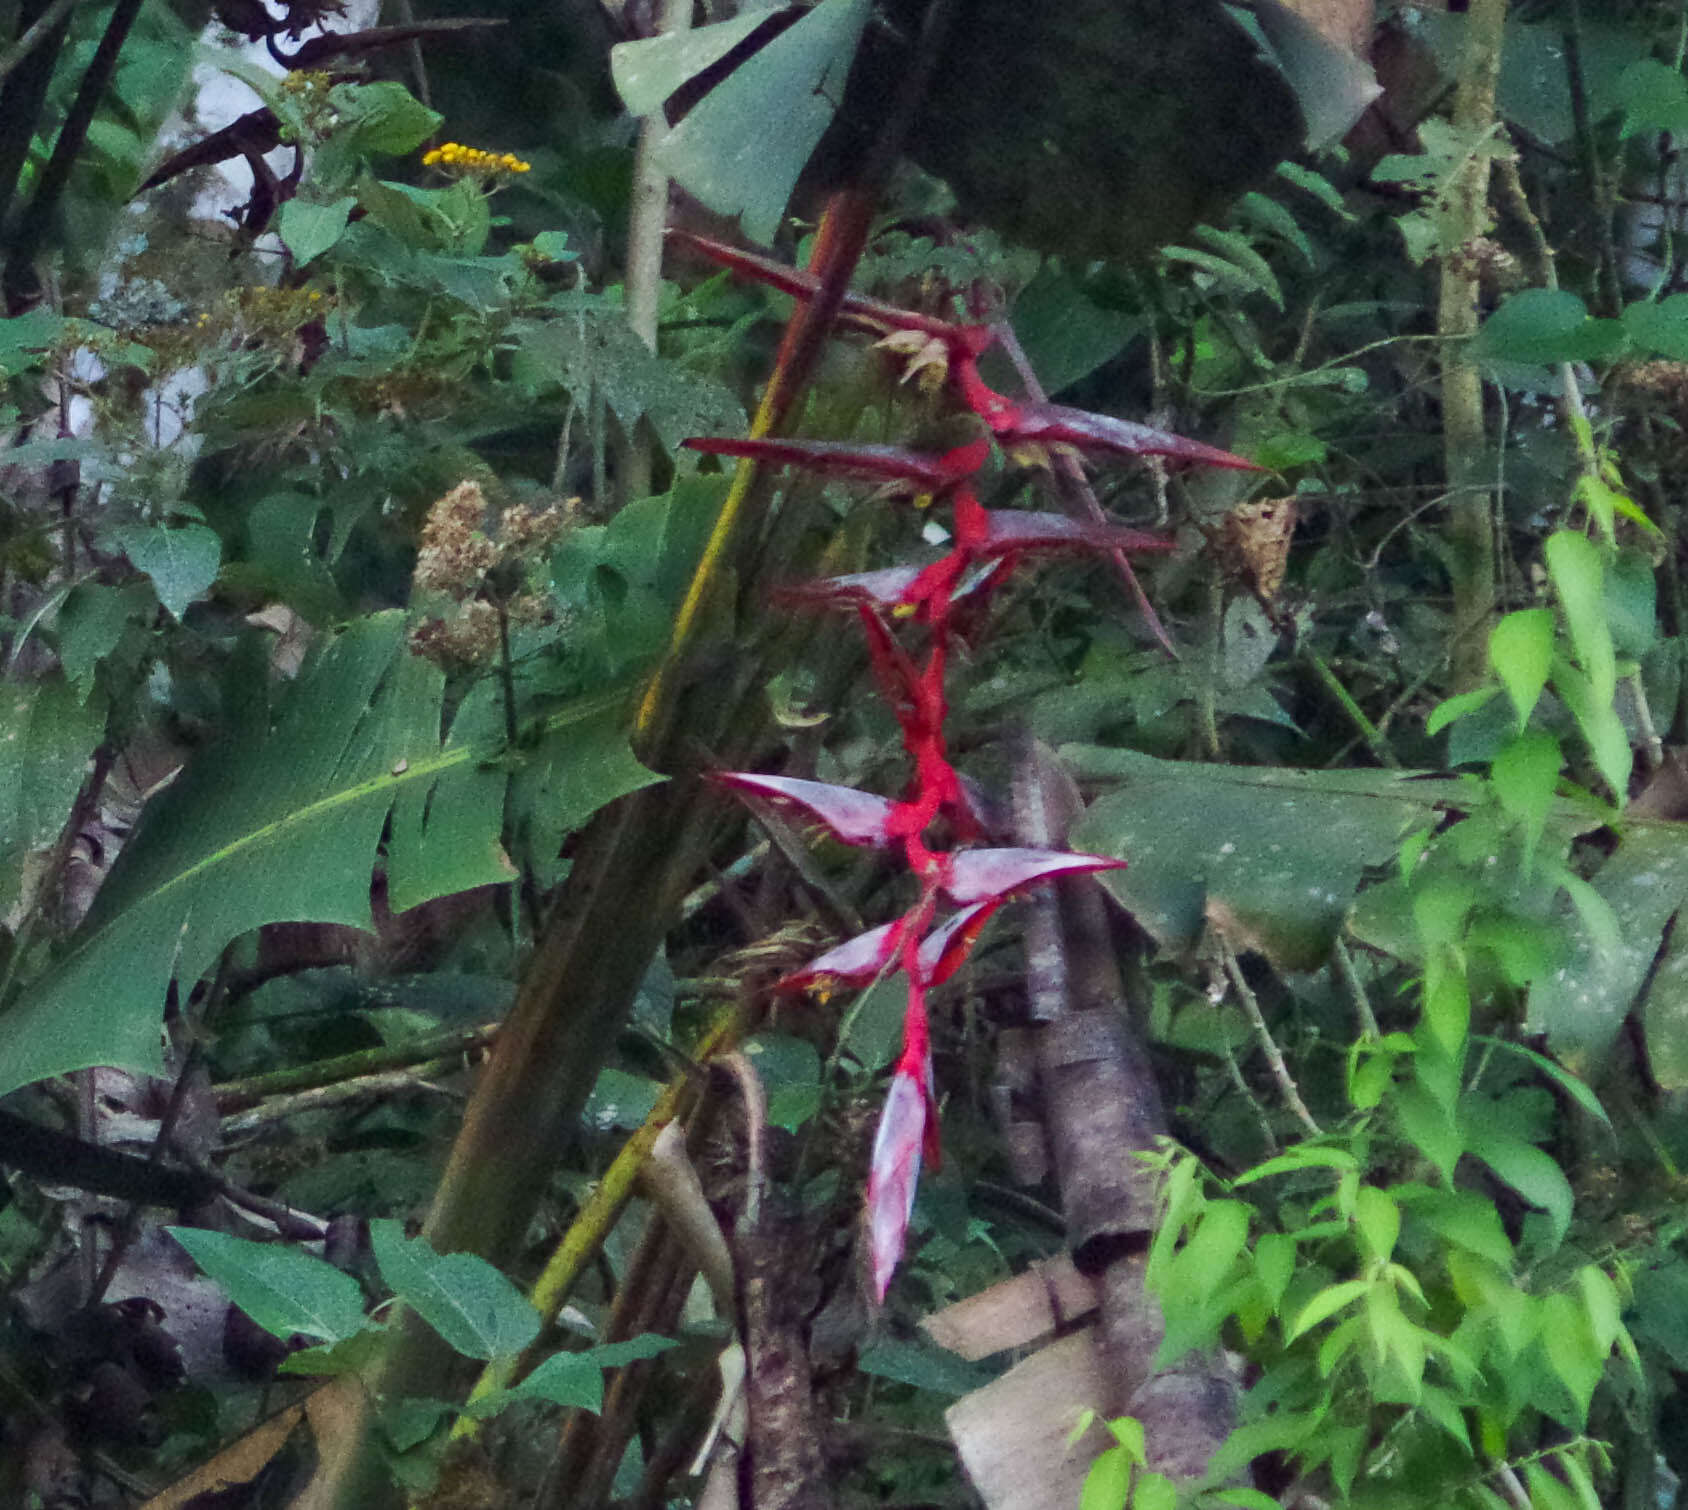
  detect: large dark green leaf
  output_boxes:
[1066,751,1472,969]
[0,616,655,1098]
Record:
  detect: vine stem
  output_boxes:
[1218,937,1320,1136]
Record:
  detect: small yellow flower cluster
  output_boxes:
[421,142,531,177]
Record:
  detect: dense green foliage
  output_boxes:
[12,2,1688,1508]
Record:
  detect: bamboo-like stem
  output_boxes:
[1437,0,1508,690]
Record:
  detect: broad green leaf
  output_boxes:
[169,1227,366,1343]
[1616,58,1688,137]
[1009,266,1141,395]
[370,1220,540,1361]
[278,196,357,266]
[1427,685,1500,737]
[1104,1416,1145,1462]
[1353,1185,1399,1264]
[1393,1079,1461,1183]
[1545,531,1614,702]
[1067,753,1464,970]
[1537,1292,1602,1424]
[327,80,442,157]
[0,678,102,880]
[1622,293,1688,360]
[1491,729,1562,869]
[1472,289,1625,366]
[1134,1471,1178,1510]
[645,0,871,245]
[113,522,220,620]
[1466,1133,1572,1250]
[1551,658,1631,804]
[610,9,774,115]
[1525,819,1688,1066]
[1489,610,1554,728]
[1288,1279,1371,1342]
[473,1334,678,1415]
[0,617,649,1098]
[1605,547,1658,658]
[1395,1186,1513,1270]
[1577,1265,1622,1356]
[1080,1445,1132,1510]
[1643,913,1688,1091]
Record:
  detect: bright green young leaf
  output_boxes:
[0,616,652,1099]
[1545,531,1615,701]
[168,1227,367,1344]
[1234,1145,1359,1185]
[1538,1291,1603,1424]
[1488,610,1554,728]
[369,1220,540,1361]
[1491,729,1562,868]
[1288,1279,1371,1342]
[112,521,220,620]
[1253,1233,1296,1309]
[1104,1415,1146,1462]
[1393,1080,1462,1183]
[279,196,357,266]
[1395,1186,1513,1269]
[1133,1470,1178,1510]
[1576,1265,1623,1357]
[643,0,872,244]
[1080,1444,1133,1510]
[1353,1185,1399,1264]
[1426,685,1500,737]
[1550,657,1632,804]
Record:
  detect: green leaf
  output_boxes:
[1472,1037,1610,1129]
[1427,685,1500,738]
[168,1227,366,1343]
[327,80,442,157]
[278,196,357,266]
[1276,160,1354,219]
[1191,225,1284,309]
[1466,1133,1572,1250]
[0,618,644,1099]
[1133,1470,1177,1510]
[480,1334,679,1414]
[1353,1185,1399,1264]
[1605,547,1658,658]
[1080,1445,1132,1510]
[0,678,103,879]
[1621,293,1688,360]
[744,1033,823,1131]
[1068,754,1463,971]
[1489,610,1555,728]
[1288,1279,1371,1342]
[857,1335,991,1396]
[1394,1185,1514,1269]
[1616,58,1688,138]
[1537,1292,1602,1425]
[1234,191,1314,265]
[610,9,775,115]
[1394,1079,1462,1183]
[1473,289,1626,366]
[1104,1416,1145,1462]
[112,522,220,620]
[1545,531,1615,703]
[1550,657,1632,803]
[369,1220,540,1361]
[1008,266,1141,395]
[1491,729,1562,868]
[1234,1145,1358,1185]
[637,0,871,244]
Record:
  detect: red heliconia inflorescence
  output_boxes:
[683,232,1259,1300]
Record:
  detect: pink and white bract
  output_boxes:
[687,237,1254,1300]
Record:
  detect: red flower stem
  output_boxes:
[990,318,1180,660]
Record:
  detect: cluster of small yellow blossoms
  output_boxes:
[421,142,531,177]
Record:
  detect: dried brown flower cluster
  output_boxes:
[408,481,572,669]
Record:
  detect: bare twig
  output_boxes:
[1218,937,1321,1136]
